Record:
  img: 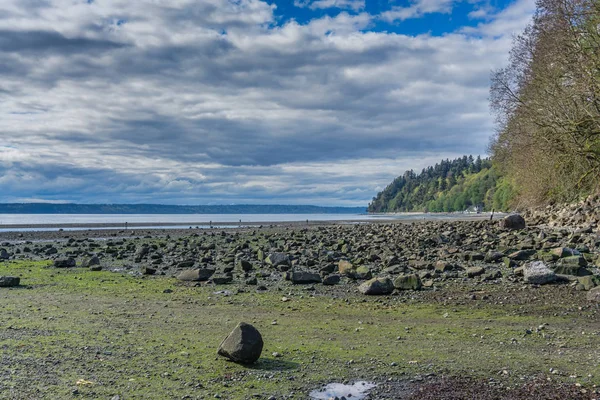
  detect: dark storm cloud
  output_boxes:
[0,30,126,53]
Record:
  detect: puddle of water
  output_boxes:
[213,290,232,296]
[309,381,377,400]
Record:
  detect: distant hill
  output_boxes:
[0,203,366,214]
[368,155,515,213]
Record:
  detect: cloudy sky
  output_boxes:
[0,0,535,206]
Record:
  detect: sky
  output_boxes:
[0,0,536,206]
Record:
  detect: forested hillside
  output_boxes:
[372,0,599,212]
[489,0,600,205]
[368,156,515,213]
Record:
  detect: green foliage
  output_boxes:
[489,0,600,205]
[368,156,515,213]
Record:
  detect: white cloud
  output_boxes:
[0,0,535,205]
[468,6,493,19]
[294,0,365,12]
[461,0,536,37]
[380,0,455,22]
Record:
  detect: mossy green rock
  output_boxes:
[577,275,598,291]
[393,274,422,291]
[557,255,587,268]
[265,253,291,267]
[503,257,517,268]
[338,261,371,280]
[538,252,558,263]
[354,266,372,280]
[553,264,591,277]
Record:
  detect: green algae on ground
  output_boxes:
[0,260,599,399]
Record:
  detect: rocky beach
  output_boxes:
[1,204,599,399]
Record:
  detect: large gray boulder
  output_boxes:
[523,261,556,284]
[176,268,214,281]
[218,322,263,364]
[0,249,9,260]
[358,277,394,295]
[500,214,526,230]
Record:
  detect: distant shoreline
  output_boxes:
[0,213,501,232]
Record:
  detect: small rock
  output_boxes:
[212,275,233,285]
[288,271,322,284]
[322,274,341,285]
[0,249,10,260]
[485,251,504,263]
[577,275,598,291]
[393,274,422,291]
[587,286,600,302]
[466,266,485,278]
[434,261,454,273]
[237,260,253,272]
[0,276,20,287]
[508,249,536,261]
[142,266,157,275]
[54,258,76,268]
[81,255,100,268]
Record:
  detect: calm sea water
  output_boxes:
[0,213,374,225]
[0,212,494,232]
